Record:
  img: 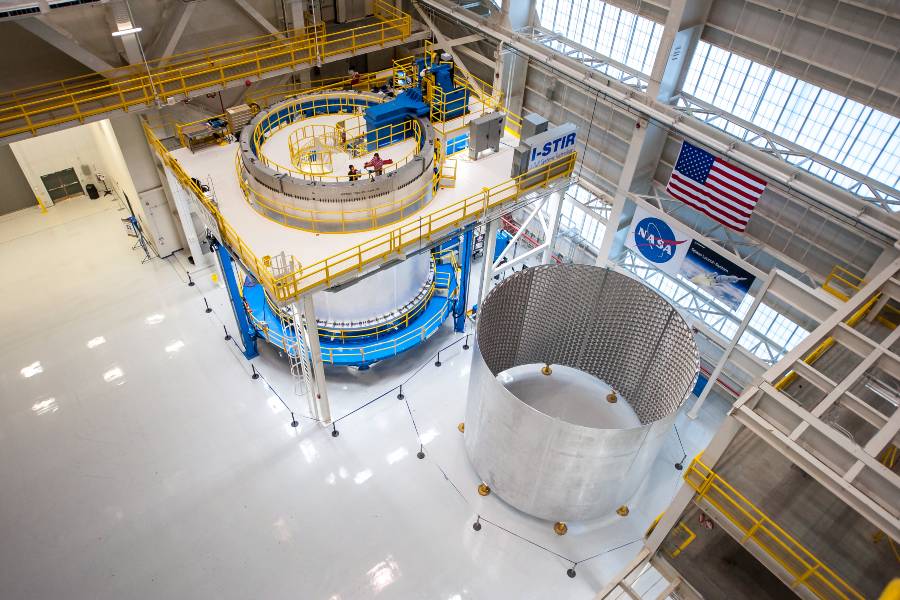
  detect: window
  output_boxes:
[536,0,663,76]
[683,41,900,194]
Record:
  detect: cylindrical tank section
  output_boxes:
[464,264,698,522]
[312,252,433,328]
[239,91,436,233]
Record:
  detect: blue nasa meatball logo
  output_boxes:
[633,217,686,264]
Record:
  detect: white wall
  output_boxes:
[9,122,109,208]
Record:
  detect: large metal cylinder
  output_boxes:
[464,264,698,522]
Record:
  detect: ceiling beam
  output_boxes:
[17,17,115,74]
[418,0,900,244]
[233,0,284,38]
[428,33,485,52]
[410,0,484,93]
[148,0,197,62]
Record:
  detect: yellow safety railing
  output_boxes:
[685,457,864,600]
[823,265,865,302]
[669,522,696,558]
[235,147,436,233]
[267,152,575,300]
[283,118,422,180]
[246,58,414,108]
[252,254,458,344]
[0,2,411,139]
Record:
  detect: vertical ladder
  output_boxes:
[271,253,314,401]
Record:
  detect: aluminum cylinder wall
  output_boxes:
[464,265,698,521]
[239,91,436,233]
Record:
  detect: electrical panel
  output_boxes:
[468,111,506,160]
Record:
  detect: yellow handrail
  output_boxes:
[144,96,575,306]
[685,457,864,600]
[282,118,422,181]
[823,265,865,302]
[235,147,437,233]
[1,6,412,139]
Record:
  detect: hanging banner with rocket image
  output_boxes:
[625,206,755,311]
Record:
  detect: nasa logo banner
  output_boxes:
[680,240,755,311]
[625,207,755,311]
[625,206,691,275]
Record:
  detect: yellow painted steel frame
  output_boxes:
[685,457,864,600]
[0,0,411,139]
[669,522,696,558]
[823,265,865,302]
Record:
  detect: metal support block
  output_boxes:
[215,242,259,359]
[455,228,474,332]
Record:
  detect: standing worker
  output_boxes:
[365,152,392,177]
[348,165,361,181]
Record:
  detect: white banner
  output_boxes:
[624,206,692,276]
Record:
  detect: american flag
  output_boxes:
[666,141,766,232]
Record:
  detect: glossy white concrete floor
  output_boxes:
[0,197,729,599]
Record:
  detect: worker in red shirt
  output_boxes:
[365,152,392,176]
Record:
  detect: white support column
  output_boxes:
[478,219,499,308]
[594,191,628,268]
[542,191,564,264]
[286,0,306,30]
[299,295,332,424]
[687,272,773,419]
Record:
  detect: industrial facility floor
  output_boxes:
[0,196,729,600]
[171,131,520,268]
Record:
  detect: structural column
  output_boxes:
[687,273,772,419]
[215,241,259,359]
[542,191,564,264]
[455,228,474,331]
[478,219,499,308]
[298,296,332,424]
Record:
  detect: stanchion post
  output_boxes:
[251,364,260,380]
[397,384,405,400]
[463,334,470,350]
[187,272,195,287]
[203,297,212,313]
[435,351,441,367]
[290,412,299,428]
[224,325,231,341]
[331,423,340,437]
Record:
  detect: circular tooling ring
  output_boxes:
[464,264,698,522]
[239,90,436,233]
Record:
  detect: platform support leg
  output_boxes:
[477,219,499,309]
[297,296,332,425]
[542,191,564,264]
[454,228,474,332]
[215,242,258,359]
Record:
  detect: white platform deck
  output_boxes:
[171,125,519,269]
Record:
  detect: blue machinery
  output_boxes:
[218,230,473,368]
[220,58,476,368]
